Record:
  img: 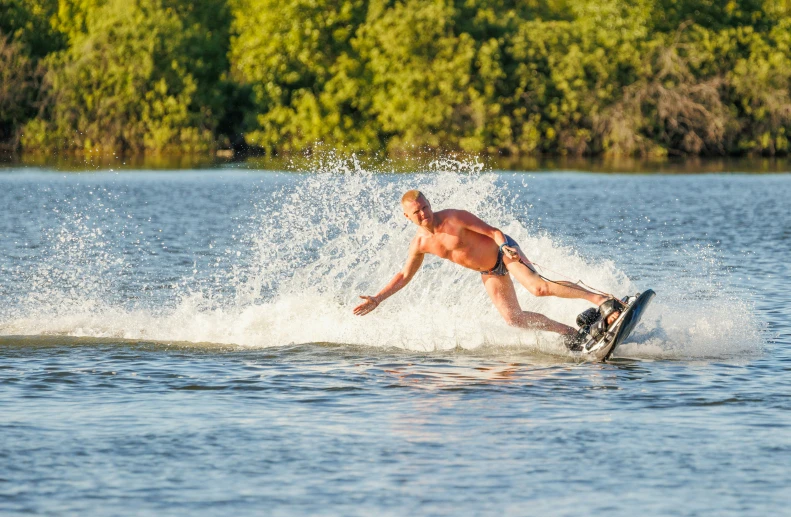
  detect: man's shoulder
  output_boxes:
[439,209,478,225]
[409,232,428,251]
[436,208,471,220]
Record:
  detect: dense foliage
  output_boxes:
[2,0,791,156]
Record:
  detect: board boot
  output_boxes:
[564,308,599,351]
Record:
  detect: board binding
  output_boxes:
[578,289,656,362]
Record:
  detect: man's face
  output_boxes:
[402,197,433,227]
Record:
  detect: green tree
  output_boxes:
[651,0,773,32]
[23,0,213,153]
[719,20,791,154]
[0,0,63,58]
[355,0,481,152]
[500,0,649,155]
[3,0,791,157]
[0,34,41,148]
[0,0,60,149]
[164,0,246,145]
[230,0,374,152]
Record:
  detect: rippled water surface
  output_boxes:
[1,162,789,515]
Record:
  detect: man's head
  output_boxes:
[401,190,433,227]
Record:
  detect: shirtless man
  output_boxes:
[353,190,621,344]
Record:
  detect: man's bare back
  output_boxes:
[353,190,621,341]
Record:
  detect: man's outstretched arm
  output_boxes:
[353,240,424,316]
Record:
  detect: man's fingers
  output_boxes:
[353,296,376,316]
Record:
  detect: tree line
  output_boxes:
[2,0,791,158]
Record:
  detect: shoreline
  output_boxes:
[3,151,791,174]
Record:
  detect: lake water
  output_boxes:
[1,159,789,515]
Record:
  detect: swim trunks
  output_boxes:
[481,234,521,276]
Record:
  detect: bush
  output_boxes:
[23,0,213,153]
[4,0,791,157]
[230,0,373,153]
[0,0,63,58]
[0,33,40,149]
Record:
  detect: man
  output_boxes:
[353,190,622,346]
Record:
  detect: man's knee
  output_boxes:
[529,280,550,297]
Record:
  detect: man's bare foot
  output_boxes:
[598,298,624,327]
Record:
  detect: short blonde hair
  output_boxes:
[401,189,427,204]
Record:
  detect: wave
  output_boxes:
[0,155,765,360]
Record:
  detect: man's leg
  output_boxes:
[481,273,576,336]
[502,251,620,325]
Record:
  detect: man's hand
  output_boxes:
[502,245,519,259]
[353,295,379,316]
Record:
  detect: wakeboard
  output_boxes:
[580,289,655,362]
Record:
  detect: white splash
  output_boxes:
[0,155,765,359]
